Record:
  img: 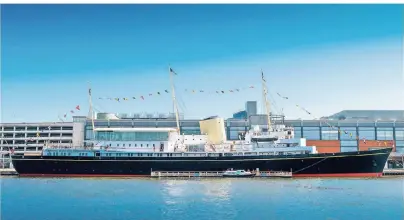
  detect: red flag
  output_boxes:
[76,105,80,111]
[141,96,144,100]
[70,110,74,114]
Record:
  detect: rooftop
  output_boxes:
[324,110,404,121]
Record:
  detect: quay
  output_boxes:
[0,168,18,176]
[382,169,404,176]
[150,170,293,178]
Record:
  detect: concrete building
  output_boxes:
[0,122,75,168]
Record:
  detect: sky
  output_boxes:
[1,4,403,123]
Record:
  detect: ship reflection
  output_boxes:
[160,179,233,204]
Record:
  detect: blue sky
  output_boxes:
[1,4,403,122]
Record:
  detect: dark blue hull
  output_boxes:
[11,148,392,177]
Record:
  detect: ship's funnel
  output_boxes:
[199,116,227,144]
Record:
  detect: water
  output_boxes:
[1,177,404,220]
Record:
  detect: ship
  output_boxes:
[11,67,393,178]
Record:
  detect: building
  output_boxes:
[232,110,247,119]
[323,110,404,120]
[245,101,257,118]
[232,101,257,119]
[0,122,76,168]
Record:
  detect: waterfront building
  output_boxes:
[0,120,86,168]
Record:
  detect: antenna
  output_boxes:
[88,82,96,140]
[169,65,181,134]
[261,69,272,133]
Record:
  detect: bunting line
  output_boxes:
[97,85,256,102]
[58,105,82,122]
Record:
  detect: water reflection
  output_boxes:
[159,178,236,220]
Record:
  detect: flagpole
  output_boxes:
[88,82,96,142]
[169,66,180,134]
[261,69,271,133]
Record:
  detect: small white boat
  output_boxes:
[222,169,255,178]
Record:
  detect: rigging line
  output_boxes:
[276,92,337,129]
[174,84,187,114]
[292,157,329,174]
[267,90,281,115]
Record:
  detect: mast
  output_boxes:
[261,69,271,132]
[169,66,181,134]
[88,82,96,140]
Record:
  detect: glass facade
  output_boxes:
[341,147,358,152]
[293,127,302,139]
[376,127,393,140]
[303,127,320,140]
[339,127,356,140]
[95,131,169,141]
[229,127,246,140]
[340,140,358,147]
[181,127,201,135]
[321,127,338,140]
[395,128,404,141]
[358,127,375,140]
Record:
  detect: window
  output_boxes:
[95,131,169,141]
[229,127,246,140]
[303,127,320,140]
[358,127,375,140]
[181,127,201,135]
[341,140,357,147]
[395,141,404,147]
[341,147,358,152]
[321,127,338,140]
[338,127,356,140]
[395,147,404,153]
[85,129,94,140]
[293,127,302,139]
[230,130,245,140]
[129,144,131,147]
[377,128,393,140]
[396,128,404,141]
